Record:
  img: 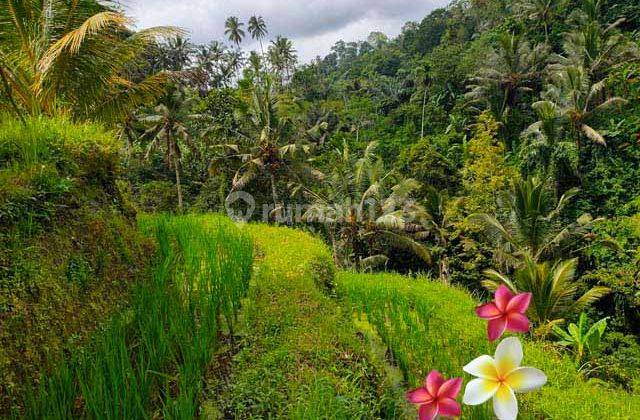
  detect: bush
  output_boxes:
[582,215,640,335]
[136,180,179,212]
[595,332,640,392]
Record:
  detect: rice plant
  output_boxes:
[21,214,252,419]
[336,272,640,419]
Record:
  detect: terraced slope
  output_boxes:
[20,215,253,419]
[211,224,639,419]
[207,225,403,419]
[337,272,640,420]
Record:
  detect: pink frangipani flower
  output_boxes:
[476,285,532,341]
[406,370,462,420]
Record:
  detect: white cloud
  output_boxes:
[119,0,450,62]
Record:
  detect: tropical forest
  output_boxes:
[1,0,639,418]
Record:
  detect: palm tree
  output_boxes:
[268,36,297,85]
[205,41,228,88]
[303,141,432,269]
[248,16,268,55]
[221,49,245,83]
[483,254,610,331]
[0,0,179,121]
[418,186,457,283]
[411,65,431,139]
[228,77,319,218]
[519,101,579,191]
[540,65,627,146]
[473,177,598,267]
[556,0,639,79]
[247,51,264,83]
[139,88,202,212]
[466,32,549,123]
[162,36,193,71]
[224,16,245,47]
[515,0,561,42]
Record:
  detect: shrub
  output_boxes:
[136,180,179,212]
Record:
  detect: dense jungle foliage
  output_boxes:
[1,0,639,417]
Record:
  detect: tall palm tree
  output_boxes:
[268,36,297,85]
[205,41,228,88]
[248,15,268,55]
[519,101,579,191]
[466,32,549,123]
[224,16,245,47]
[303,141,432,269]
[411,65,431,139]
[228,77,319,217]
[515,0,561,42]
[222,49,245,83]
[139,88,202,212]
[0,0,179,121]
[247,51,264,83]
[540,65,627,146]
[483,254,610,330]
[554,0,639,79]
[162,36,193,71]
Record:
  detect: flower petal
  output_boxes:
[488,317,507,341]
[438,397,461,417]
[494,337,523,377]
[425,370,444,397]
[506,367,547,393]
[506,312,530,333]
[506,292,532,314]
[418,401,439,420]
[462,378,500,405]
[495,285,514,311]
[438,377,463,399]
[407,387,433,405]
[476,302,503,319]
[463,355,498,379]
[493,384,518,420]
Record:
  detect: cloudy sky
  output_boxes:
[120,0,450,62]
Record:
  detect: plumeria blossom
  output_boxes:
[406,370,462,420]
[462,337,547,420]
[476,285,532,341]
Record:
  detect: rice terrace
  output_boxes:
[1,0,639,419]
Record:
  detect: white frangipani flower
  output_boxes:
[462,337,547,420]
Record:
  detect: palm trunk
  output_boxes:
[168,130,184,213]
[269,171,280,221]
[421,88,427,139]
[439,256,450,285]
[544,22,549,43]
[174,154,183,213]
[329,230,341,266]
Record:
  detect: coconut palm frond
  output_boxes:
[374,230,432,265]
[360,254,389,271]
[570,286,611,314]
[482,269,518,293]
[581,123,606,145]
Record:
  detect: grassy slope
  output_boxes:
[208,224,403,418]
[21,214,253,419]
[337,272,640,419]
[0,117,153,414]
